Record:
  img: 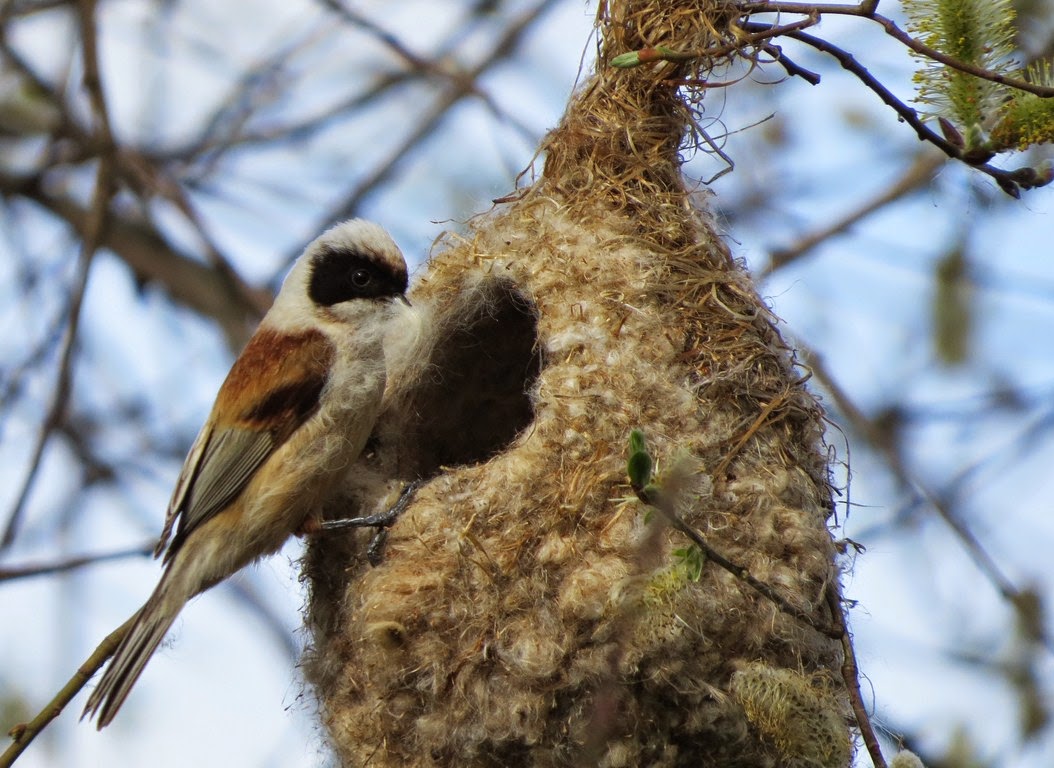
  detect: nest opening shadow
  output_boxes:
[364,273,543,492]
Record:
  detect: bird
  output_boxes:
[82,218,410,728]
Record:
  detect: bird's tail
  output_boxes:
[82,572,183,728]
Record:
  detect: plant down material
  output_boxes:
[731,662,852,768]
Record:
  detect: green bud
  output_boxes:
[629,429,646,455]
[938,117,963,148]
[627,450,653,489]
[962,123,994,164]
[610,51,642,68]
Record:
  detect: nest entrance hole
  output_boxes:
[400,277,541,477]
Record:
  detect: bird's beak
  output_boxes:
[398,295,412,307]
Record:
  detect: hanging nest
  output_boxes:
[302,1,851,766]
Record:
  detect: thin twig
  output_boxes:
[1,0,116,550]
[740,2,1054,97]
[1,613,135,768]
[0,291,68,418]
[0,169,260,345]
[632,461,886,765]
[779,27,1045,197]
[0,231,96,549]
[770,27,952,150]
[298,0,562,265]
[151,176,271,318]
[803,348,1037,637]
[826,583,888,768]
[2,8,128,760]
[762,151,944,277]
[759,41,821,84]
[0,543,153,582]
[632,484,840,639]
[0,35,265,336]
[317,0,436,71]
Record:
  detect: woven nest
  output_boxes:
[302,1,851,766]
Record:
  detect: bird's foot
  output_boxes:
[313,479,423,564]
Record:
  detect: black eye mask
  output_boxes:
[308,246,408,306]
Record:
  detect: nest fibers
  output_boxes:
[302,1,850,766]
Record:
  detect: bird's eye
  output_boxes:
[350,268,373,288]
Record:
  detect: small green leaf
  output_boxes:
[673,546,707,581]
[627,451,653,489]
[629,429,646,455]
[610,46,687,69]
[627,429,654,489]
[610,51,642,68]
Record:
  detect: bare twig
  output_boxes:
[631,483,840,639]
[0,214,98,549]
[631,457,888,767]
[762,151,944,277]
[317,0,437,71]
[1,613,135,768]
[1,0,116,549]
[779,28,1046,197]
[2,8,122,747]
[0,0,71,23]
[803,348,1039,640]
[741,2,1054,98]
[759,41,821,85]
[602,0,1052,195]
[0,301,68,415]
[826,583,888,768]
[0,543,153,582]
[175,28,322,174]
[300,0,562,259]
[0,35,263,344]
[136,169,271,318]
[0,171,260,345]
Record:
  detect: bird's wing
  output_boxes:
[156,328,335,561]
[155,421,211,557]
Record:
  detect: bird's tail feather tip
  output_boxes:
[80,599,179,729]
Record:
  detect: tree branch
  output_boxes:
[0,34,267,341]
[762,151,944,277]
[803,348,1041,645]
[631,482,840,640]
[1,613,135,768]
[741,2,1054,98]
[301,0,562,253]
[826,583,887,768]
[0,543,154,582]
[1,0,117,549]
[630,454,888,768]
[778,27,1049,197]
